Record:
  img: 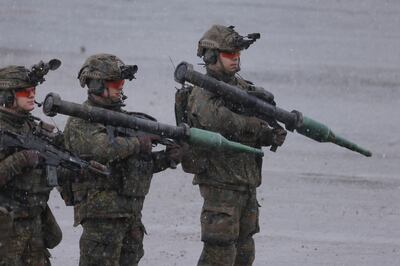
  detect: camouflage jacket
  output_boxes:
[63,99,172,225]
[0,108,53,217]
[186,70,272,190]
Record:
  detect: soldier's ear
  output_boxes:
[0,90,15,107]
[203,50,218,65]
[87,79,105,96]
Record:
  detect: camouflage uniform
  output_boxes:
[0,65,62,266]
[63,54,176,266]
[183,25,286,266]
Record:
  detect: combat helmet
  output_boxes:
[78,53,138,95]
[0,66,33,92]
[0,59,61,106]
[197,25,260,64]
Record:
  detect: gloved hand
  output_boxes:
[245,116,269,135]
[20,150,42,168]
[248,86,275,103]
[77,160,110,181]
[87,160,109,176]
[89,160,108,172]
[271,127,287,147]
[166,143,185,164]
[137,135,161,154]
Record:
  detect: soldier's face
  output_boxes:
[218,51,241,74]
[14,87,36,112]
[104,80,125,102]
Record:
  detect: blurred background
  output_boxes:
[1,0,399,265]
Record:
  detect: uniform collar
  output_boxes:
[0,107,34,127]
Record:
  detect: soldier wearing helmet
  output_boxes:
[197,25,260,77]
[0,61,63,265]
[63,54,183,265]
[181,25,287,265]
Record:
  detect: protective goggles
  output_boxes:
[106,80,125,90]
[220,51,241,59]
[15,87,36,97]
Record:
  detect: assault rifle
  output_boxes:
[42,93,264,156]
[0,129,109,186]
[174,62,372,157]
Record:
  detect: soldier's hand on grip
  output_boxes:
[271,127,287,147]
[77,161,109,181]
[246,116,268,135]
[250,118,275,147]
[137,135,161,154]
[166,143,184,164]
[87,160,109,176]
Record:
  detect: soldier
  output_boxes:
[62,54,182,266]
[0,62,63,265]
[181,25,287,265]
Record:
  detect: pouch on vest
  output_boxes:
[57,170,75,206]
[175,85,209,174]
[180,148,209,175]
[42,205,62,249]
[174,84,193,125]
[120,156,153,197]
[0,206,13,253]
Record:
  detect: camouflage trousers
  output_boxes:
[197,184,260,266]
[0,214,50,266]
[79,215,145,266]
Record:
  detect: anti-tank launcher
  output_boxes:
[42,93,264,157]
[174,62,372,157]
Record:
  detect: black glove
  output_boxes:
[245,116,269,135]
[137,135,161,154]
[248,86,275,104]
[271,127,287,147]
[20,150,42,168]
[166,144,184,164]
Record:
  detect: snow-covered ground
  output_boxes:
[1,1,399,265]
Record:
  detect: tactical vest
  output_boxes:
[175,84,193,125]
[183,73,265,189]
[174,75,259,175]
[106,121,155,197]
[66,110,158,201]
[63,109,159,224]
[0,112,53,212]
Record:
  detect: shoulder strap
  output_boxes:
[174,84,193,125]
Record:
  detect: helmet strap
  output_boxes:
[87,79,106,96]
